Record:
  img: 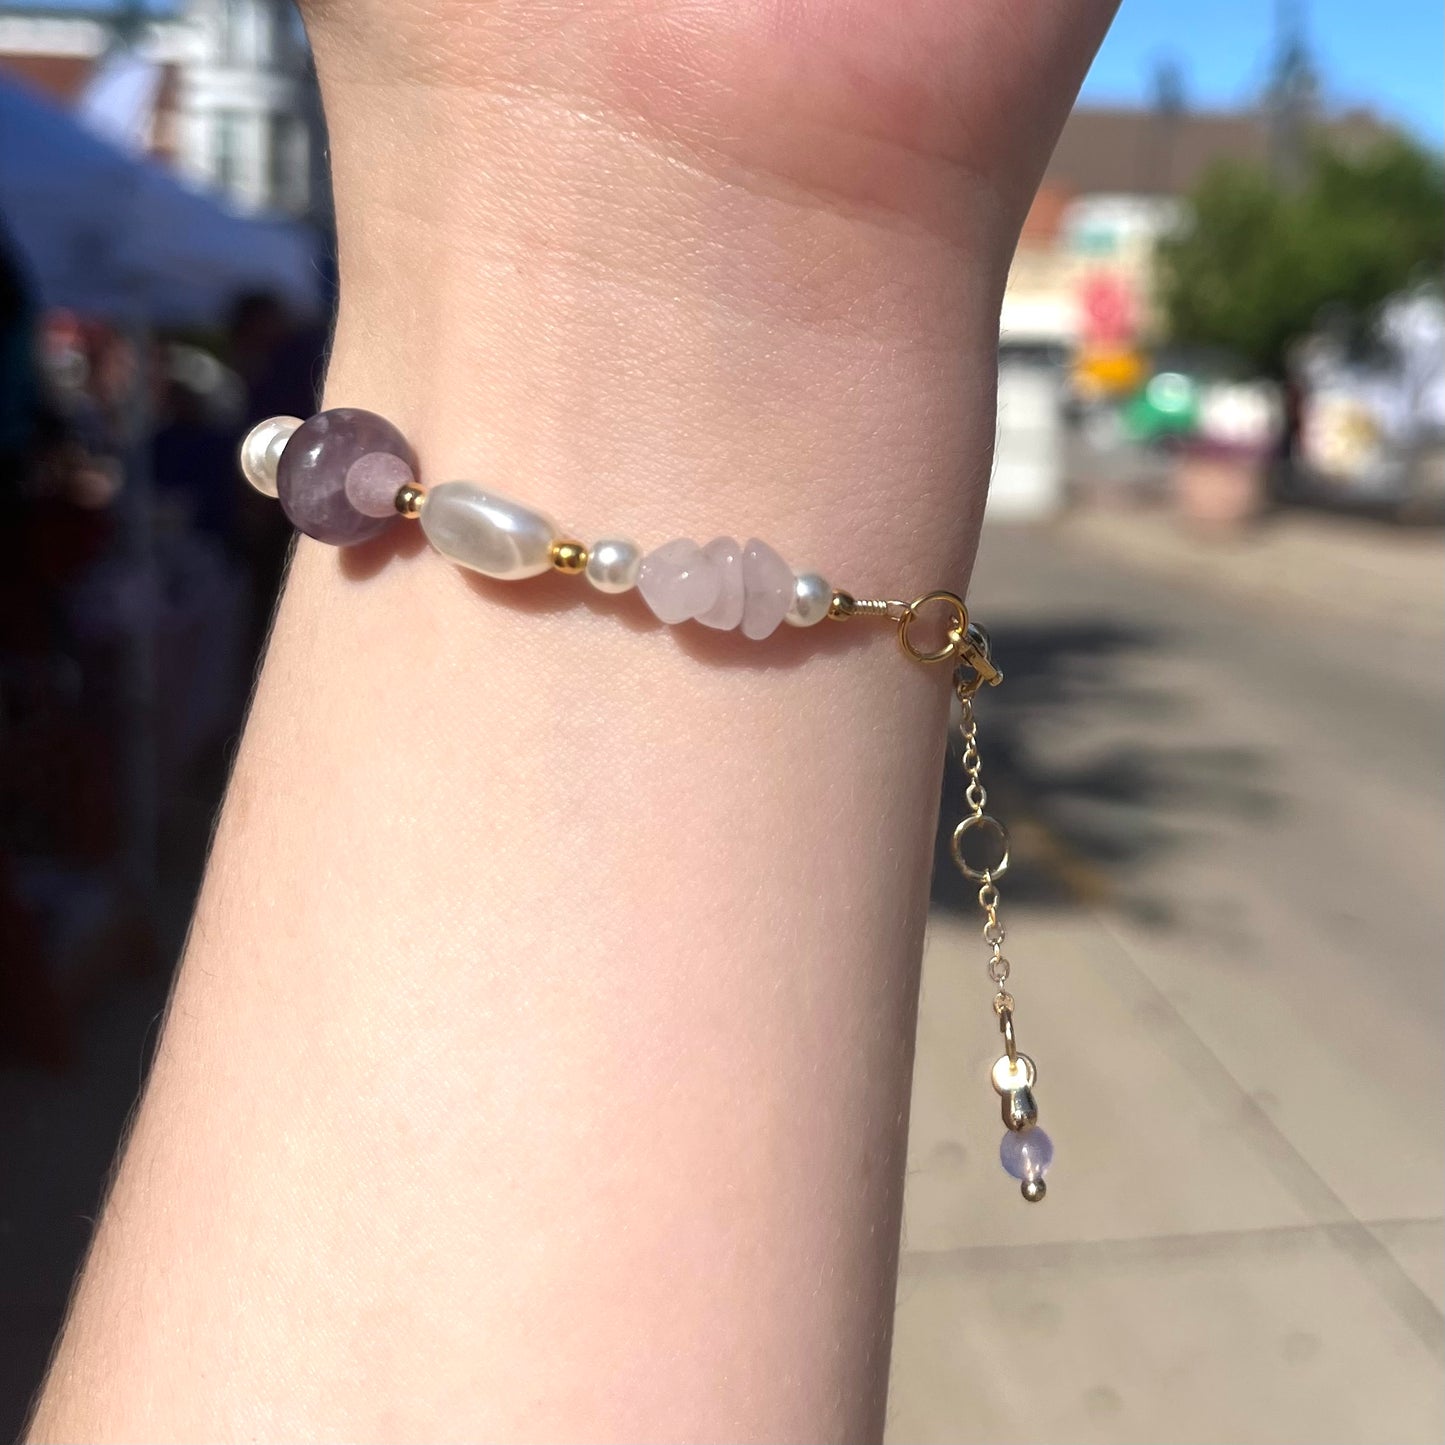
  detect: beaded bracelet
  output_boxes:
[240,407,1054,1202]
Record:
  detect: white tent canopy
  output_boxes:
[0,72,321,326]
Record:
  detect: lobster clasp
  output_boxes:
[953,621,1002,696]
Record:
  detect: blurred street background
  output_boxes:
[1,1,1441,1441]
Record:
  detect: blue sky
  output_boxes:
[1081,0,1443,141]
[20,0,1445,143]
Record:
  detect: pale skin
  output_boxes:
[31,3,1116,1440]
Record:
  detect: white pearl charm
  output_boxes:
[785,572,832,627]
[239,415,302,497]
[585,537,642,594]
[419,481,558,580]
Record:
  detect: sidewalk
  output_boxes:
[890,913,1443,1445]
[887,516,1444,1444]
[1063,505,1444,637]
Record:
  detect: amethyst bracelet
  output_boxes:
[238,406,1052,1202]
[241,407,833,640]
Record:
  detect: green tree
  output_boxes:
[1157,136,1444,376]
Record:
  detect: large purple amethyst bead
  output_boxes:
[276,408,416,546]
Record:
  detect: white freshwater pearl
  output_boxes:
[585,537,642,594]
[420,481,558,580]
[239,415,302,497]
[785,571,832,627]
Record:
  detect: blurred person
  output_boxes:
[151,376,239,547]
[226,289,327,428]
[29,2,1120,1441]
[225,292,329,636]
[0,225,39,489]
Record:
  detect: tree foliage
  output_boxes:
[1157,135,1445,375]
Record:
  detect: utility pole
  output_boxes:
[1142,56,1186,197]
[1266,0,1318,189]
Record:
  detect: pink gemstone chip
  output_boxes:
[636,539,721,625]
[696,536,745,630]
[741,538,794,639]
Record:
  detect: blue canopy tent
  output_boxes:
[0,70,320,324]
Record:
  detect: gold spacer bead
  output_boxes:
[1021,1177,1047,1203]
[828,589,858,620]
[550,539,589,574]
[394,482,426,519]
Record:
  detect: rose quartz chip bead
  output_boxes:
[636,535,808,640]
[740,539,794,639]
[697,536,744,630]
[636,539,720,625]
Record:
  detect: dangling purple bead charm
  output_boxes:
[990,1008,1051,1202]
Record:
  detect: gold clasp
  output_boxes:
[897,592,1003,692]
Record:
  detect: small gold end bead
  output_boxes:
[828,589,857,620]
[550,540,589,574]
[395,482,426,519]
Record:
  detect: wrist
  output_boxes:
[314,83,1006,593]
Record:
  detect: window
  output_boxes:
[214,110,243,193]
[267,113,302,210]
[219,0,247,67]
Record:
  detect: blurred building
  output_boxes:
[0,0,324,217]
[1004,104,1394,369]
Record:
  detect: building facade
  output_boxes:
[0,0,324,218]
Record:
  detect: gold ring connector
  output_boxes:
[899,590,969,665]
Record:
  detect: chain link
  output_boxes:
[956,690,1011,1005]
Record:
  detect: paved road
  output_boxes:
[891,513,1445,1444]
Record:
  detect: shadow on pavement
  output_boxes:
[930,617,1279,927]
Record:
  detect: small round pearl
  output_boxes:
[585,537,642,594]
[239,415,302,497]
[784,571,832,627]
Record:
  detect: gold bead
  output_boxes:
[394,482,426,519]
[1021,1177,1047,1203]
[828,589,857,620]
[550,539,589,574]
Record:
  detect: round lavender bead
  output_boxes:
[1000,1127,1053,1182]
[276,408,417,546]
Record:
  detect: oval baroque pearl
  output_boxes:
[276,408,415,546]
[585,538,642,594]
[239,415,303,497]
[420,481,559,580]
[785,572,832,627]
[1000,1127,1053,1181]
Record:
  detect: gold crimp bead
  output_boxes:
[394,482,426,519]
[550,539,589,574]
[828,589,857,620]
